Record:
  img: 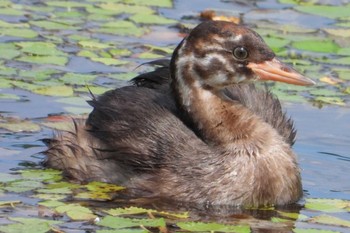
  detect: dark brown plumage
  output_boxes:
[44,21,315,206]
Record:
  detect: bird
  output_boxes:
[43,20,315,207]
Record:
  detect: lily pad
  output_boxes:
[4,180,43,193]
[17,55,68,66]
[292,40,340,53]
[55,203,97,220]
[130,14,177,25]
[177,222,250,233]
[33,85,74,97]
[30,20,79,30]
[0,120,41,133]
[1,28,38,38]
[305,198,350,212]
[294,5,350,19]
[0,217,62,233]
[90,57,128,66]
[309,215,350,228]
[59,73,96,85]
[98,216,166,229]
[16,41,66,56]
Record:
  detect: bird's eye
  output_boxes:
[233,47,248,60]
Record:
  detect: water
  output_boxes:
[0,0,350,232]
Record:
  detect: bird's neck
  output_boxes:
[172,63,266,153]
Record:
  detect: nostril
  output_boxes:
[281,65,293,73]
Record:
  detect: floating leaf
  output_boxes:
[278,211,308,220]
[20,169,62,182]
[130,14,177,25]
[123,0,172,7]
[97,229,147,233]
[0,173,20,183]
[1,28,38,38]
[17,55,68,66]
[59,73,96,85]
[85,181,125,192]
[64,106,91,114]
[105,206,189,219]
[16,42,66,56]
[30,20,79,30]
[4,180,43,192]
[263,36,290,52]
[98,3,154,15]
[293,228,341,233]
[294,5,350,19]
[337,47,350,56]
[97,21,149,37]
[309,215,350,228]
[292,40,340,53]
[45,1,90,8]
[98,216,166,229]
[314,96,345,106]
[137,52,164,59]
[55,204,97,220]
[38,200,65,208]
[0,7,23,16]
[75,85,111,95]
[177,222,250,233]
[0,120,41,133]
[108,72,139,80]
[0,200,21,207]
[305,198,350,212]
[78,40,111,49]
[33,85,74,97]
[109,48,132,57]
[90,57,128,66]
[0,217,62,233]
[324,28,350,38]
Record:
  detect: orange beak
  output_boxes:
[247,58,315,86]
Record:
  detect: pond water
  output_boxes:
[0,0,350,232]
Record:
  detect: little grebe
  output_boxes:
[44,21,315,206]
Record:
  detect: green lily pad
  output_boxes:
[19,69,59,81]
[294,5,350,19]
[177,222,250,233]
[78,40,111,49]
[314,96,345,106]
[324,28,350,38]
[98,216,166,229]
[1,28,38,38]
[90,57,128,66]
[97,21,149,37]
[130,13,177,25]
[55,203,97,220]
[75,85,112,95]
[0,173,20,183]
[33,85,74,97]
[16,42,66,56]
[98,3,154,15]
[0,200,21,207]
[0,217,62,233]
[108,72,139,80]
[85,181,125,192]
[38,200,65,208]
[0,120,41,133]
[20,169,62,182]
[305,198,350,212]
[137,52,164,59]
[105,206,189,219]
[109,48,132,57]
[292,40,340,53]
[293,229,340,233]
[123,0,172,7]
[17,55,68,66]
[309,215,350,228]
[4,180,43,192]
[59,73,96,85]
[0,7,23,16]
[262,36,290,52]
[30,20,79,30]
[337,47,350,56]
[278,211,308,220]
[45,1,90,8]
[64,106,91,114]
